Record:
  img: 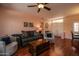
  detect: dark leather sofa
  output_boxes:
[12,31,43,47]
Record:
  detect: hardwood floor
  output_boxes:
[14,38,79,56]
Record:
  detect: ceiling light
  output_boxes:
[38,4,44,8]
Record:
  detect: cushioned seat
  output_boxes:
[12,31,43,47]
[0,36,18,56]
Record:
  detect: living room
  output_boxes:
[0,3,79,56]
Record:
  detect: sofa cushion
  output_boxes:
[27,31,34,37]
[1,36,11,45]
[22,31,28,38]
[34,32,38,36]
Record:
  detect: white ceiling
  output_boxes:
[1,3,79,20]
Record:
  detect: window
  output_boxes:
[52,19,63,23]
[73,22,79,32]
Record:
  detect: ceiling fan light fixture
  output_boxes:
[27,3,51,13]
[38,4,44,8]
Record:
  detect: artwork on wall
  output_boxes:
[29,22,33,27]
[24,22,28,27]
[24,22,34,27]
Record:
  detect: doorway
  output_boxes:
[51,18,64,39]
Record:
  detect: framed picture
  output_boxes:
[29,22,33,27]
[24,22,28,27]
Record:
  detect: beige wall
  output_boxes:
[0,8,43,36]
[64,14,79,39]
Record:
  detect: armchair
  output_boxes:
[43,31,54,43]
[0,36,18,56]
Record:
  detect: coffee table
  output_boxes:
[28,39,50,56]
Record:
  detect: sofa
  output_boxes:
[0,36,18,56]
[12,31,43,47]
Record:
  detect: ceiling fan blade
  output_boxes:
[43,3,48,5]
[37,3,40,5]
[44,6,51,11]
[37,8,41,13]
[27,5,37,7]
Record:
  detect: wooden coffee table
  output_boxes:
[28,39,50,56]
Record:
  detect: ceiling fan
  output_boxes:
[27,3,51,13]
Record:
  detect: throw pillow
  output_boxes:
[1,36,11,45]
